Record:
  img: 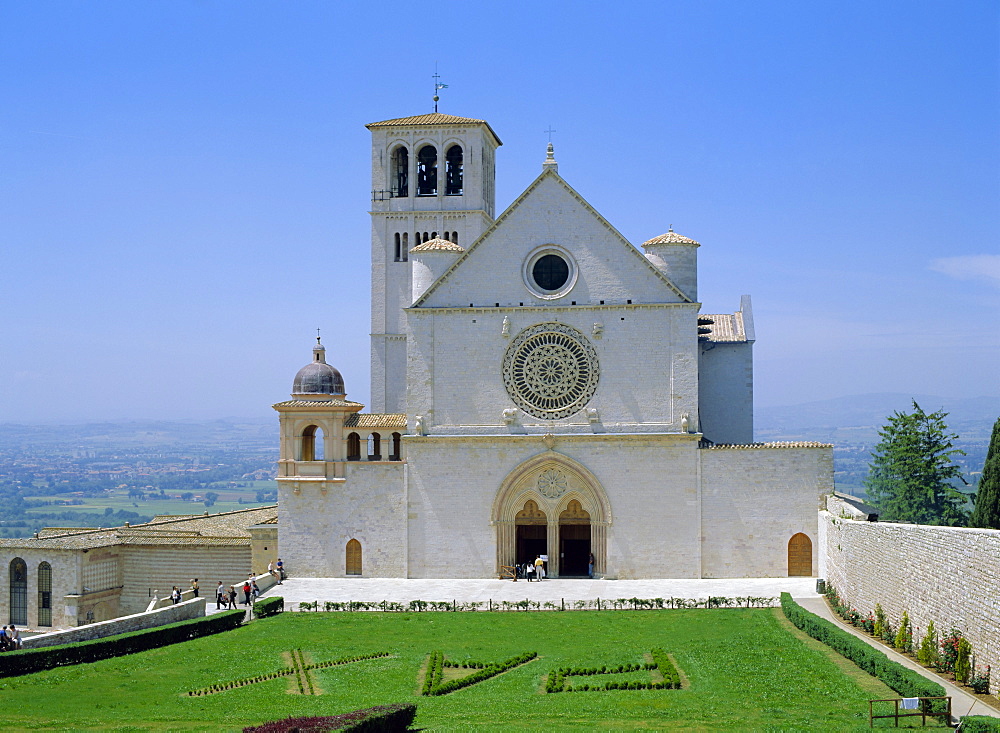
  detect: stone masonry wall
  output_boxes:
[822,506,1000,694]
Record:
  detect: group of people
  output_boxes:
[214,578,260,609]
[267,558,284,584]
[0,624,22,651]
[519,556,547,581]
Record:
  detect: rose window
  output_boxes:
[537,469,568,499]
[503,323,599,420]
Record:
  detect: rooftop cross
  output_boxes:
[432,67,448,113]
[544,125,556,142]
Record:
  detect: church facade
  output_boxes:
[274,112,833,580]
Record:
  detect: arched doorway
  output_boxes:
[493,452,611,578]
[515,500,547,567]
[346,539,362,576]
[559,500,591,576]
[9,557,27,625]
[788,533,813,576]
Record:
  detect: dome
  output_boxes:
[292,338,345,395]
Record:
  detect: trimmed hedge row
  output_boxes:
[651,647,681,689]
[243,703,417,732]
[0,609,245,679]
[780,593,947,712]
[254,596,284,618]
[960,717,1000,732]
[423,651,537,696]
[188,651,392,696]
[545,652,679,693]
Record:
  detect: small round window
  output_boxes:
[523,246,577,299]
[532,254,569,291]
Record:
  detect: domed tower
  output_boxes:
[273,337,363,488]
[642,228,699,302]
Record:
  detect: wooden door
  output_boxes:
[346,539,362,576]
[788,533,812,576]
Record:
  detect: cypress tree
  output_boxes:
[969,417,1000,529]
[865,401,968,525]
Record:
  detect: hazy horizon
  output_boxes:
[3,2,998,423]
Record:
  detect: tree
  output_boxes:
[969,416,1000,529]
[865,401,968,525]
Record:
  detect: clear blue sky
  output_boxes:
[2,1,998,422]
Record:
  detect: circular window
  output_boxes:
[532,254,569,291]
[522,246,577,299]
[503,323,600,420]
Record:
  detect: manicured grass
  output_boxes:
[0,609,945,731]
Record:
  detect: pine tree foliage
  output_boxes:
[864,401,968,526]
[969,416,1000,529]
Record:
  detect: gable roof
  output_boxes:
[411,167,692,308]
[366,113,502,146]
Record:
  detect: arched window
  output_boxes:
[9,557,27,625]
[301,425,324,461]
[446,145,463,195]
[347,432,361,461]
[390,432,402,461]
[417,145,437,196]
[346,539,362,575]
[38,562,52,627]
[394,233,401,262]
[431,231,437,240]
[453,231,459,246]
[401,232,408,262]
[368,433,381,461]
[392,145,408,197]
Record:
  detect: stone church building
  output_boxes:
[274,111,833,580]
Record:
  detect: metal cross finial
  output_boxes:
[544,125,556,142]
[316,328,321,344]
[432,65,448,113]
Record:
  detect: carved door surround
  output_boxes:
[493,451,611,578]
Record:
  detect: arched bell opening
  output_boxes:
[514,499,547,568]
[558,499,591,577]
[346,432,361,461]
[300,424,324,461]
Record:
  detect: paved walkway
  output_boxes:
[798,597,999,721]
[257,576,818,606]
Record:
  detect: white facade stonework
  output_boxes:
[274,111,834,580]
[822,500,1000,694]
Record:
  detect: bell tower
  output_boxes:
[365,112,502,412]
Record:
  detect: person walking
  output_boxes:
[170,586,181,604]
[242,580,252,606]
[534,555,545,581]
[191,579,199,597]
[216,581,225,610]
[251,579,260,600]
[227,585,238,609]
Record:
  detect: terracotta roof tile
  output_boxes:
[702,441,832,449]
[272,398,364,409]
[410,238,465,253]
[365,113,502,145]
[345,413,408,429]
[643,230,700,247]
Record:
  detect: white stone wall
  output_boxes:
[700,446,833,577]
[277,461,407,578]
[698,341,754,445]
[119,545,251,615]
[823,511,1000,694]
[0,548,84,629]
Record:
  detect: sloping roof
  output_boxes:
[0,505,278,551]
[410,238,465,253]
[365,113,502,145]
[345,413,408,429]
[643,230,700,247]
[698,312,749,343]
[701,441,832,449]
[272,398,364,409]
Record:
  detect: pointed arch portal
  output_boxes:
[493,452,611,578]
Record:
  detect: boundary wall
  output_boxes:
[821,497,999,694]
[22,596,206,650]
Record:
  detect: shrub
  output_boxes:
[242,703,416,732]
[873,603,886,638]
[423,651,536,696]
[780,594,945,710]
[0,609,245,678]
[254,596,284,618]
[894,611,913,653]
[959,717,1000,732]
[651,647,680,689]
[956,638,973,684]
[916,620,939,668]
[969,665,991,695]
[940,629,964,673]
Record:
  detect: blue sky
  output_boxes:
[2,1,998,422]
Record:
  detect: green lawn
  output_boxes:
[0,608,945,731]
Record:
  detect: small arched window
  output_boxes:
[417,145,437,196]
[346,539,362,576]
[446,145,463,195]
[368,433,381,461]
[392,145,408,197]
[394,233,401,262]
[453,231,459,246]
[38,562,52,627]
[401,232,408,262]
[347,432,361,461]
[390,432,402,461]
[9,557,27,625]
[301,425,324,461]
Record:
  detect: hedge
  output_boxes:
[0,609,245,678]
[780,593,947,713]
[422,651,536,695]
[243,703,417,732]
[959,717,1000,732]
[254,596,284,618]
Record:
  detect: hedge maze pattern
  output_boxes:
[420,651,538,696]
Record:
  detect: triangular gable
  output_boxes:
[413,168,692,308]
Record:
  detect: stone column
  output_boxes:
[495,520,515,573]
[547,521,559,577]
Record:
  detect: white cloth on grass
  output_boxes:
[901,698,919,710]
